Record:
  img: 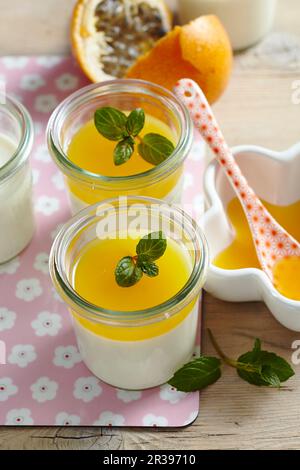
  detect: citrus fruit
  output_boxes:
[71,0,172,82]
[126,15,232,103]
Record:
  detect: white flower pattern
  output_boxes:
[2,57,28,69]
[0,308,16,332]
[0,378,18,401]
[142,414,168,427]
[31,311,62,337]
[8,344,37,368]
[94,411,125,426]
[36,56,62,68]
[20,74,45,91]
[51,172,65,190]
[0,257,20,275]
[35,94,58,113]
[35,196,60,216]
[53,346,82,369]
[55,412,81,426]
[34,252,49,275]
[15,278,43,302]
[31,377,58,403]
[116,389,142,403]
[159,384,187,404]
[73,377,102,403]
[55,73,78,91]
[34,144,51,163]
[5,408,34,425]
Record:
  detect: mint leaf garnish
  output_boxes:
[138,260,159,277]
[115,231,167,288]
[115,256,142,288]
[136,231,167,261]
[138,133,175,165]
[126,108,145,137]
[113,137,134,166]
[94,107,175,166]
[94,107,128,141]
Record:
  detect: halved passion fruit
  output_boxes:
[71,0,172,82]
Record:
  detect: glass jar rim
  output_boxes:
[0,94,34,182]
[47,79,193,190]
[50,196,209,327]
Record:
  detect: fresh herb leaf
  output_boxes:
[136,231,167,261]
[115,256,142,287]
[94,107,128,141]
[94,106,175,167]
[114,232,167,287]
[138,260,159,277]
[168,357,222,392]
[237,339,295,387]
[260,366,281,388]
[168,330,295,393]
[126,108,145,137]
[138,133,175,165]
[114,137,134,166]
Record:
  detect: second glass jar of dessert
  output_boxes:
[49,196,208,389]
[47,79,193,214]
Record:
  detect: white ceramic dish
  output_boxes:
[202,142,300,331]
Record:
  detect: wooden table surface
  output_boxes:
[0,0,300,450]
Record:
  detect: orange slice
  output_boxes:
[71,0,172,82]
[126,15,233,103]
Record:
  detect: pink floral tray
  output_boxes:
[0,56,205,427]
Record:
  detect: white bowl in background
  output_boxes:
[202,142,300,331]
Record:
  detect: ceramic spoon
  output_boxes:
[174,78,300,282]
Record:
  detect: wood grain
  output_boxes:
[0,0,300,450]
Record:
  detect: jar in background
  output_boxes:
[47,79,193,214]
[0,95,35,263]
[178,0,277,51]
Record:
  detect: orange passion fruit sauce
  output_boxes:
[213,197,300,301]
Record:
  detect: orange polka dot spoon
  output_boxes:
[174,78,300,291]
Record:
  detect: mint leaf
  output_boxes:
[94,107,127,141]
[260,366,281,388]
[168,357,222,392]
[114,232,167,288]
[114,137,134,166]
[237,339,295,387]
[136,231,167,261]
[126,108,145,137]
[115,256,142,287]
[138,133,175,165]
[138,260,159,277]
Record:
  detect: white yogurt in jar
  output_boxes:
[73,300,200,390]
[0,133,35,263]
[178,0,277,51]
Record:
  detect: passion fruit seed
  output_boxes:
[94,0,167,78]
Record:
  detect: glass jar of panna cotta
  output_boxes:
[50,196,208,390]
[47,79,193,214]
[178,0,277,51]
[0,96,35,263]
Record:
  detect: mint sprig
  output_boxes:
[94,107,175,166]
[168,330,295,392]
[115,231,167,288]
